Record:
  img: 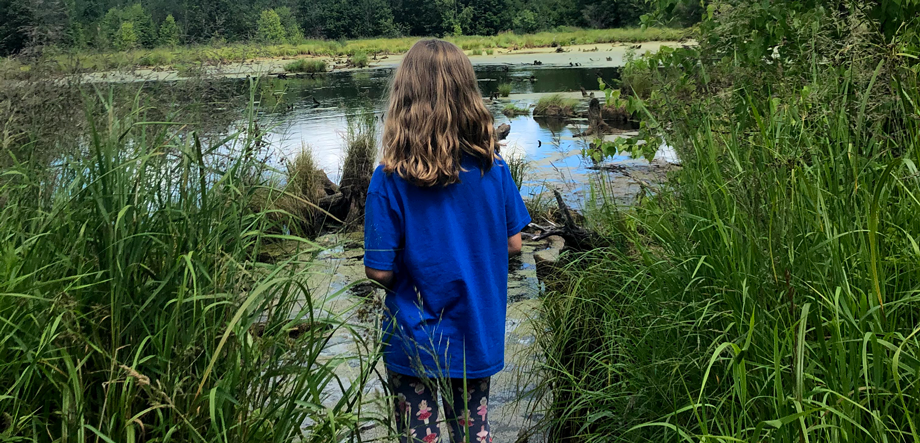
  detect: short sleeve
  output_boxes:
[501,162,531,237]
[364,189,403,271]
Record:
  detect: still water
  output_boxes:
[250,65,640,201]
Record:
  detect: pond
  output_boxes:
[248,64,647,205]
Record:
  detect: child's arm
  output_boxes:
[508,233,522,256]
[365,267,394,289]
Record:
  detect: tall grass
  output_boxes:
[0,86,378,441]
[497,83,513,97]
[537,44,920,443]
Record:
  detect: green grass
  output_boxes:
[349,51,369,68]
[505,154,529,190]
[284,58,327,73]
[497,83,513,97]
[502,103,530,116]
[470,49,484,56]
[536,38,920,443]
[533,94,578,116]
[15,27,688,75]
[0,84,379,441]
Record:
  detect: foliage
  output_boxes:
[114,21,138,50]
[506,154,529,190]
[276,7,305,44]
[158,14,180,47]
[349,51,369,68]
[513,10,541,34]
[497,83,513,97]
[285,58,327,72]
[533,94,578,115]
[257,9,287,45]
[0,85,378,441]
[542,3,920,442]
[502,103,530,116]
[100,3,156,49]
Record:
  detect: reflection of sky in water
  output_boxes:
[254,65,640,197]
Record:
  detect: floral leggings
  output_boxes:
[387,370,492,443]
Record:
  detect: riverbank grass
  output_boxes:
[502,103,530,116]
[285,58,326,72]
[28,27,688,74]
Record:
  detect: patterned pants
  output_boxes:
[387,370,492,443]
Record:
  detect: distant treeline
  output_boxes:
[0,0,701,56]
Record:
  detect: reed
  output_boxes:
[536,37,920,443]
[0,84,378,441]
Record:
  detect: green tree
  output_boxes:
[158,14,180,46]
[114,21,138,50]
[257,9,287,44]
[466,0,510,35]
[512,9,539,33]
[275,7,304,43]
[100,4,156,48]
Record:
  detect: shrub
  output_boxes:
[284,58,326,73]
[497,83,512,97]
[513,10,540,34]
[471,49,483,56]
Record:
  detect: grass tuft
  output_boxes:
[284,58,326,73]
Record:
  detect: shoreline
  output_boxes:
[74,41,690,84]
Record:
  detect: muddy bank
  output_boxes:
[77,42,689,84]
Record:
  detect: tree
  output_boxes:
[465,0,510,35]
[100,4,156,48]
[114,21,138,50]
[0,0,35,55]
[158,14,180,46]
[512,9,539,34]
[275,7,304,43]
[257,9,287,44]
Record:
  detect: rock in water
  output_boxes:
[495,123,511,142]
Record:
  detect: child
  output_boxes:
[364,39,531,443]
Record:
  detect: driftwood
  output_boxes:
[530,189,607,251]
[575,98,612,137]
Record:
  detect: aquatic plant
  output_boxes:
[0,85,379,441]
[349,51,370,68]
[533,94,577,116]
[501,103,529,116]
[340,111,378,225]
[497,83,513,97]
[284,58,326,73]
[506,154,529,190]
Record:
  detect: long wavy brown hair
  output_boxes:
[382,39,495,187]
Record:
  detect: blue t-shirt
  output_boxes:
[363,155,531,379]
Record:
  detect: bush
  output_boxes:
[497,83,512,97]
[284,58,326,73]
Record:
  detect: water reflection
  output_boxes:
[255,65,638,198]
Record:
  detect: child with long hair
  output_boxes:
[364,39,531,443]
